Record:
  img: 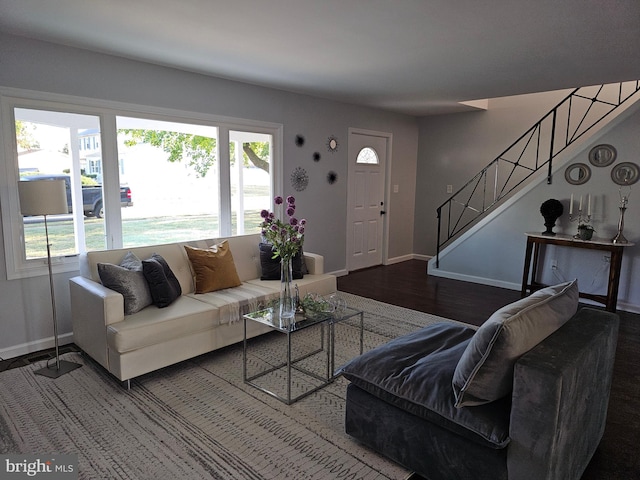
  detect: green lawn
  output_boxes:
[23,211,263,259]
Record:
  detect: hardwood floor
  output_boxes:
[338,259,640,480]
[337,259,522,326]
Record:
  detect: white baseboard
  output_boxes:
[428,263,640,313]
[0,333,74,360]
[427,264,522,291]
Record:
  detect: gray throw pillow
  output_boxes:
[97,253,153,315]
[452,280,579,407]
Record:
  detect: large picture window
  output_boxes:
[0,91,282,279]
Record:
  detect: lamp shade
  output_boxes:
[18,179,68,216]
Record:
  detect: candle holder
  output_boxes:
[569,209,592,240]
[612,186,631,244]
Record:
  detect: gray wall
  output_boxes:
[0,33,418,356]
[416,90,640,312]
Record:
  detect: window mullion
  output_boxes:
[101,114,122,249]
[219,127,232,236]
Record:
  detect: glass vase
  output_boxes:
[280,256,295,324]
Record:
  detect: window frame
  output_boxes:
[0,87,283,280]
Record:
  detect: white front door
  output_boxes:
[347,130,389,271]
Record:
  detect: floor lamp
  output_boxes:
[18,179,82,378]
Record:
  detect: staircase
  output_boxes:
[434,81,640,268]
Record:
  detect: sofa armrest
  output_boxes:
[507,308,619,480]
[70,276,125,370]
[303,252,324,275]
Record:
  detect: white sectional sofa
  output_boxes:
[70,233,336,383]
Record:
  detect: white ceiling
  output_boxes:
[1,0,640,116]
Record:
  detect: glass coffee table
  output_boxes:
[243,303,363,405]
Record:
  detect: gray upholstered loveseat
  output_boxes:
[338,281,619,480]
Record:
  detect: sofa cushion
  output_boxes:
[338,322,511,448]
[184,242,242,294]
[187,282,279,325]
[106,296,216,353]
[142,253,182,308]
[452,280,579,407]
[259,243,306,280]
[97,256,153,315]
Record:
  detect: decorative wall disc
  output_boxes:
[564,162,591,185]
[291,166,309,191]
[327,171,338,184]
[295,134,305,147]
[611,162,639,185]
[588,144,616,167]
[327,135,339,152]
[313,152,321,162]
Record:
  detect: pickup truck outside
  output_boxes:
[21,174,133,218]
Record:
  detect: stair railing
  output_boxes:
[435,81,640,268]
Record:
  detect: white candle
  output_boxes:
[579,195,583,211]
[570,194,574,214]
[588,194,591,216]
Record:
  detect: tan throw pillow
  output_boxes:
[184,242,242,294]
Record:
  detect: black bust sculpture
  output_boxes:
[540,199,564,236]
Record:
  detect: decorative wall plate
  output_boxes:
[588,144,616,167]
[327,171,338,184]
[564,163,591,185]
[295,135,305,147]
[313,152,321,162]
[611,162,639,186]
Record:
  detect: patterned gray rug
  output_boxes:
[0,293,460,480]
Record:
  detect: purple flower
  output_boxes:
[289,217,298,226]
[268,212,275,219]
[286,206,295,216]
[299,219,307,225]
[286,195,295,205]
[274,196,283,205]
[270,224,279,232]
[298,226,305,234]
[260,209,269,218]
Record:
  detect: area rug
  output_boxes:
[0,293,460,480]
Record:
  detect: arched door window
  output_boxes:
[356,147,379,164]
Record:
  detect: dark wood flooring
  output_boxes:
[338,259,640,480]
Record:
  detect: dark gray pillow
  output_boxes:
[142,253,182,308]
[97,262,153,315]
[259,243,305,280]
[452,280,579,407]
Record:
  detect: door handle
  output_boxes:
[380,210,386,215]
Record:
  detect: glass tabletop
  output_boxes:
[244,305,361,333]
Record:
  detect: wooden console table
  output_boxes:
[521,232,634,312]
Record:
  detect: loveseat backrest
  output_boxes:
[83,243,195,295]
[80,233,266,294]
[182,234,263,282]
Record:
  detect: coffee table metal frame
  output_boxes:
[243,305,364,405]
